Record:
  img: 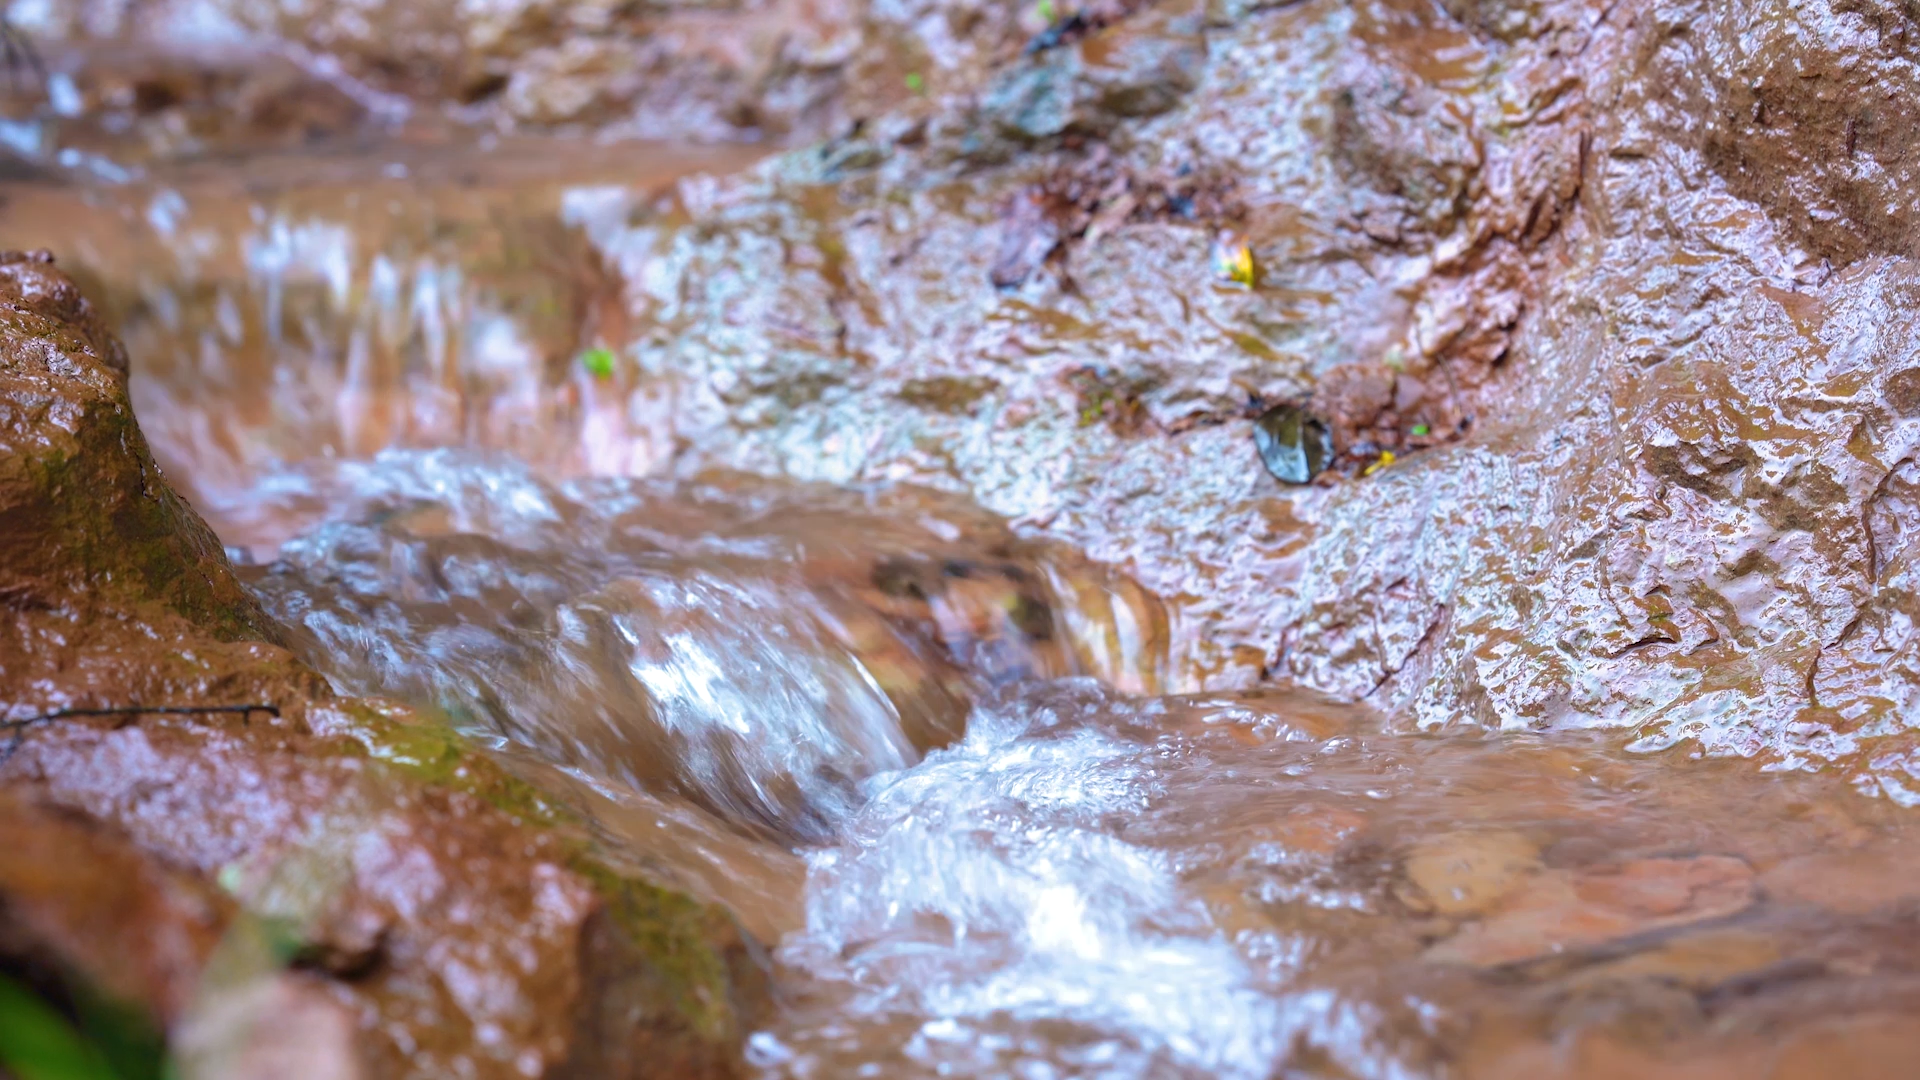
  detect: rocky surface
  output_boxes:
[0,251,769,1077]
[5,0,1920,1071]
[0,0,1045,151]
[527,0,1920,791]
[10,0,1920,785]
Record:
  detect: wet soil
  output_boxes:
[4,0,1920,1074]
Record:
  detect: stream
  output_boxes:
[7,11,1920,1076]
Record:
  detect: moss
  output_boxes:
[14,400,274,644]
[324,702,754,1045]
[566,859,742,1042]
[330,701,568,828]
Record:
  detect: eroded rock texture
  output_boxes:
[0,253,768,1078]
[6,0,1045,144]
[16,0,1920,786]
[4,0,1920,1071]
[526,0,1920,794]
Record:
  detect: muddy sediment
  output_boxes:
[4,0,1920,1074]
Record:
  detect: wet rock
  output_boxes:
[1568,928,1785,992]
[1426,856,1757,968]
[990,188,1062,288]
[1758,847,1920,917]
[0,248,271,641]
[6,0,1034,147]
[1440,0,1543,43]
[174,972,366,1080]
[988,148,1247,290]
[973,0,1206,152]
[1331,46,1482,239]
[1399,829,1540,917]
[504,0,1920,786]
[1252,403,1332,484]
[1770,1015,1920,1080]
[0,254,769,1078]
[0,788,229,1028]
[978,55,1085,146]
[23,0,1920,790]
[435,0,1591,702]
[14,0,1920,1070]
[1310,361,1403,455]
[1078,3,1209,118]
[1698,0,1920,264]
[1468,1010,1920,1080]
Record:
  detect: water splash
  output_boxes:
[250,450,1166,845]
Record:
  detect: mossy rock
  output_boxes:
[0,251,280,644]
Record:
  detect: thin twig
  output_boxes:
[0,704,280,763]
[0,17,46,97]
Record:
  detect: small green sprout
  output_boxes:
[1037,0,1058,21]
[580,346,616,379]
[1411,423,1431,437]
[905,72,925,94]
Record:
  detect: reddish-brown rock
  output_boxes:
[0,252,769,1078]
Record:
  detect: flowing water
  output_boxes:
[11,120,1920,1080]
[210,446,1920,1079]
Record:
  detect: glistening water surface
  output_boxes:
[12,132,1920,1080]
[225,448,1920,1080]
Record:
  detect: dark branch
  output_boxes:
[0,704,281,762]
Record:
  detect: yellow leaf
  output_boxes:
[1211,234,1255,288]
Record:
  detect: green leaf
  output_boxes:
[905,72,925,94]
[0,974,120,1080]
[1037,0,1057,21]
[580,347,616,379]
[1411,423,1430,437]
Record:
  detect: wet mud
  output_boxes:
[4,0,1920,1074]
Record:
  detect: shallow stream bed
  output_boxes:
[8,0,1920,1073]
